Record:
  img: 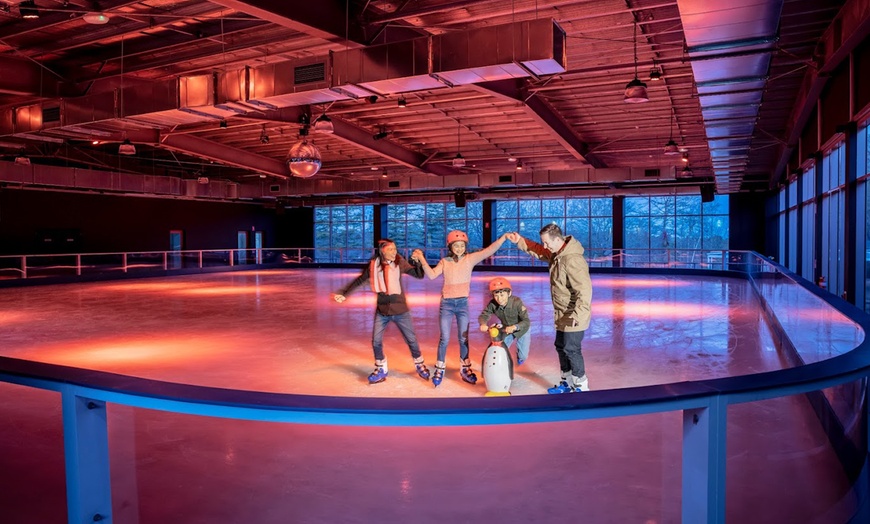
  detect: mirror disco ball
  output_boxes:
[286,140,322,178]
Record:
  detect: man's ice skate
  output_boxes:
[432,363,446,386]
[460,359,477,385]
[547,380,573,394]
[368,360,388,384]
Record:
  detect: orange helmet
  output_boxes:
[446,230,468,246]
[488,277,512,293]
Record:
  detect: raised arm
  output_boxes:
[508,232,551,262]
[467,233,508,265]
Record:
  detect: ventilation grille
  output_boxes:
[388,181,400,188]
[270,185,281,192]
[294,63,326,85]
[498,175,513,183]
[42,106,61,123]
[644,169,660,177]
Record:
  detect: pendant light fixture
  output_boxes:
[313,113,334,134]
[452,121,465,168]
[117,36,136,155]
[623,21,649,104]
[663,108,679,155]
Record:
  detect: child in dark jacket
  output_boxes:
[334,239,431,384]
[478,277,531,365]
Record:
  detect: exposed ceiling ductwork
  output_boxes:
[0,0,863,202]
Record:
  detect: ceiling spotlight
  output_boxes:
[118,138,136,155]
[681,152,689,163]
[366,95,378,104]
[507,155,517,162]
[452,152,466,168]
[19,1,39,19]
[313,114,334,134]
[679,165,693,178]
[623,22,649,103]
[259,125,269,144]
[397,96,407,108]
[259,174,267,179]
[649,67,662,81]
[219,120,228,129]
[286,139,322,178]
[14,155,31,166]
[515,160,524,171]
[372,130,389,141]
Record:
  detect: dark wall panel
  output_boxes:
[0,189,277,255]
[729,193,766,253]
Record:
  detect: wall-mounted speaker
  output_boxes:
[453,190,466,208]
[700,185,715,203]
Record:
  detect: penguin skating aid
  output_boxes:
[481,325,514,396]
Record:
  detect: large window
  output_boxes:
[314,205,374,262]
[820,140,846,297]
[859,119,870,311]
[799,166,816,281]
[386,202,483,260]
[786,176,799,272]
[494,197,613,265]
[624,195,729,266]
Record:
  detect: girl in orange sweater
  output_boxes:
[412,231,509,386]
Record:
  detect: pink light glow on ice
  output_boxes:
[26,334,236,370]
[593,277,693,288]
[595,300,728,319]
[0,311,30,326]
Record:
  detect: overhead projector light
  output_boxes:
[83,12,109,24]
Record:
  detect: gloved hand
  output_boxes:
[555,315,576,330]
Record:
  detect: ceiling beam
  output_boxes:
[208,0,369,46]
[160,134,290,179]
[472,79,604,169]
[328,118,457,177]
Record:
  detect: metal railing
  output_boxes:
[0,252,867,523]
[0,247,738,281]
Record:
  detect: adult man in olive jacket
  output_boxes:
[506,224,592,392]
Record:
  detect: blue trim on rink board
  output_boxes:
[1,252,869,523]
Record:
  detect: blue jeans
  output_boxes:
[436,297,469,363]
[554,330,585,378]
[503,332,531,362]
[371,311,422,362]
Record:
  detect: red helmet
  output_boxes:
[446,230,468,246]
[488,277,512,293]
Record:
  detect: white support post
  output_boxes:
[122,253,127,273]
[21,255,27,279]
[682,399,727,524]
[76,254,82,276]
[62,392,112,524]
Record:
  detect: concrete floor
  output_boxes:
[0,269,859,523]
